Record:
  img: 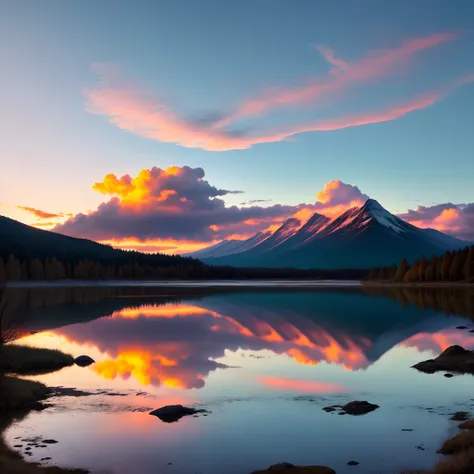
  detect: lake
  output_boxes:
[4,282,474,474]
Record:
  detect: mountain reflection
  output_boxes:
[9,285,474,390]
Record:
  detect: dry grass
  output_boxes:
[0,345,74,375]
[438,430,474,455]
[404,420,474,474]
[458,420,474,430]
[432,448,474,474]
[0,376,50,411]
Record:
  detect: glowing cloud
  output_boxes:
[54,165,303,242]
[16,206,67,220]
[398,202,474,241]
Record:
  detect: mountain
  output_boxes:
[186,231,271,259]
[198,199,469,269]
[0,215,195,267]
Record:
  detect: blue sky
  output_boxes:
[1,1,474,251]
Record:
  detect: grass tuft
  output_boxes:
[0,345,74,375]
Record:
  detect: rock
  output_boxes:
[25,447,31,451]
[442,345,470,357]
[269,463,295,470]
[413,345,474,375]
[450,412,469,421]
[347,461,359,466]
[456,326,468,330]
[338,412,346,415]
[13,445,22,448]
[322,405,341,413]
[341,401,379,415]
[252,465,336,474]
[149,405,207,423]
[41,457,52,461]
[42,439,58,444]
[444,373,454,378]
[401,429,414,432]
[74,355,95,367]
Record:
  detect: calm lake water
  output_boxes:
[4,283,474,474]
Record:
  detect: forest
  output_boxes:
[364,245,474,283]
[0,254,367,281]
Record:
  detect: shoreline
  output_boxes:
[362,281,474,288]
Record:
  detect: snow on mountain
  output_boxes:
[187,231,271,259]
[196,198,469,268]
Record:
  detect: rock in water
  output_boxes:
[413,345,474,375]
[74,355,95,367]
[252,465,336,474]
[341,401,379,415]
[149,405,207,423]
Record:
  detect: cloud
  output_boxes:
[290,180,369,223]
[54,166,305,243]
[16,206,65,220]
[240,199,273,206]
[257,376,348,393]
[221,33,457,123]
[84,34,472,152]
[55,301,371,388]
[398,202,474,241]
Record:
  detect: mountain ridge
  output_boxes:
[193,199,469,269]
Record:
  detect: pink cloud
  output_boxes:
[219,33,458,123]
[83,33,472,152]
[257,376,348,394]
[398,202,474,241]
[85,77,469,151]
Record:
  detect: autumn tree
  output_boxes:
[393,258,409,283]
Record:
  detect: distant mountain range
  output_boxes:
[188,199,470,269]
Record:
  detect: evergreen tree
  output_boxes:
[441,251,453,280]
[465,246,474,282]
[6,255,22,280]
[449,250,464,281]
[0,257,5,281]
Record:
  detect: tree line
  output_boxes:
[0,253,367,281]
[364,246,474,283]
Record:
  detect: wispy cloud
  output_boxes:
[16,206,68,220]
[218,33,458,124]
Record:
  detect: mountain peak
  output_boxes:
[362,199,385,213]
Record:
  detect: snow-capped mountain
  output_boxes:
[195,199,468,269]
[187,231,271,259]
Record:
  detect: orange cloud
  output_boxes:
[257,376,348,393]
[398,202,474,240]
[16,206,65,219]
[403,329,474,354]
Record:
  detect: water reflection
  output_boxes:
[6,284,474,474]
[9,285,474,391]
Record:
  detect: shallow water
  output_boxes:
[4,284,474,474]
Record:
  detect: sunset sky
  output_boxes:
[1,1,474,253]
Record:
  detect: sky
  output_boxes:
[1,0,474,253]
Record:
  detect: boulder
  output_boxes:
[74,355,95,367]
[341,400,379,415]
[413,345,474,375]
[149,404,207,423]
